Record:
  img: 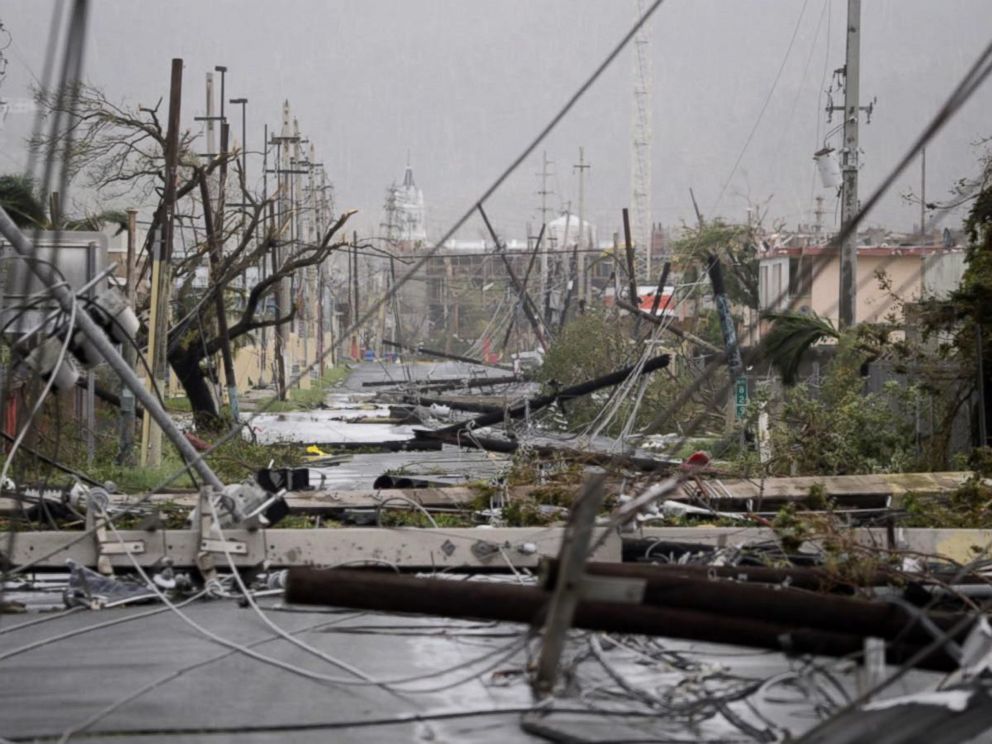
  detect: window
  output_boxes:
[788,256,813,297]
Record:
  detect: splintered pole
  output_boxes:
[622,208,640,336]
[534,471,607,695]
[142,58,183,467]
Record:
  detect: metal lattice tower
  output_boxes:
[381,183,401,244]
[631,0,653,280]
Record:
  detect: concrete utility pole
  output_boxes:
[141,58,183,468]
[212,122,239,420]
[813,195,825,238]
[118,208,138,465]
[573,147,591,307]
[920,146,927,241]
[537,151,553,310]
[838,0,861,329]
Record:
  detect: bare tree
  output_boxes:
[31,82,355,428]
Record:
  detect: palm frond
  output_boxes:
[64,209,130,234]
[761,310,839,385]
[0,174,48,228]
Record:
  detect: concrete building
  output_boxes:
[756,242,966,337]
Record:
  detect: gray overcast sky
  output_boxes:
[2,1,992,242]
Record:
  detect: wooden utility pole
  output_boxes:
[622,208,640,336]
[838,0,861,329]
[141,58,183,467]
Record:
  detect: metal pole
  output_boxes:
[839,0,861,329]
[0,208,223,488]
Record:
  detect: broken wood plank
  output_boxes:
[699,472,969,508]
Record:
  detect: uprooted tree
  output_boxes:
[29,82,355,428]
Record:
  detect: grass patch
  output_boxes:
[264,365,350,412]
[163,396,192,412]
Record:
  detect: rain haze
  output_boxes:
[7,4,992,742]
[2,0,992,240]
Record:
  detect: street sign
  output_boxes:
[735,376,748,420]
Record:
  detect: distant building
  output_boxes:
[756,242,966,337]
[383,165,427,247]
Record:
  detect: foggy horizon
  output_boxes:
[2,1,992,243]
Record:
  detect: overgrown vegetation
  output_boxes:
[902,447,992,528]
[536,309,724,436]
[758,337,922,476]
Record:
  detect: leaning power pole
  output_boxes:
[838,0,861,329]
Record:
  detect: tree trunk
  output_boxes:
[168,345,222,431]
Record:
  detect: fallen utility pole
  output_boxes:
[361,374,522,390]
[614,298,723,355]
[477,204,549,352]
[382,339,512,371]
[575,559,989,594]
[541,559,966,648]
[420,428,670,472]
[285,568,959,671]
[401,395,504,415]
[425,352,670,437]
